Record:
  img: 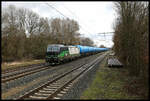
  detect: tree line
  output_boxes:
[113,2,149,98]
[2,5,94,62]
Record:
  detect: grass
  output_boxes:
[1,59,45,71]
[80,56,147,100]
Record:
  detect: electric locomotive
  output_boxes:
[45,44,80,64]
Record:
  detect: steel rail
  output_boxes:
[16,53,107,100]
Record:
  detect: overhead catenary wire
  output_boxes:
[61,4,95,33]
[61,4,114,40]
[53,3,93,34]
[46,3,67,18]
[46,3,113,36]
[46,3,113,47]
[45,3,92,34]
[97,32,114,47]
[62,3,114,46]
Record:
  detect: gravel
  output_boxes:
[61,53,107,99]
[2,53,103,99]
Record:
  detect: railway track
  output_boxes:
[2,63,46,74]
[1,63,50,83]
[16,53,107,100]
[1,53,103,84]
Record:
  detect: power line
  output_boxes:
[97,32,114,46]
[45,3,92,34]
[61,4,114,39]
[61,4,77,19]
[46,3,68,18]
[45,3,113,46]
[61,4,95,34]
[98,32,114,34]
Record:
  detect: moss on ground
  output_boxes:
[80,56,146,100]
[1,59,45,71]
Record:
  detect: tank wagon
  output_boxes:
[46,44,108,64]
[75,45,108,56]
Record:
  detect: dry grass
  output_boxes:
[80,56,147,100]
[1,59,45,71]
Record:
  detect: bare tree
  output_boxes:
[113,1,149,98]
[80,37,94,46]
[25,10,39,36]
[2,4,83,61]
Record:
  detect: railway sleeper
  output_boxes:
[63,88,69,91]
[34,93,51,96]
[46,86,59,89]
[29,95,47,99]
[51,82,61,85]
[39,90,54,93]
[57,93,63,97]
[53,97,61,99]
[68,84,73,86]
[60,91,67,94]
[43,88,56,91]
[65,86,70,89]
[47,85,60,87]
[68,83,73,86]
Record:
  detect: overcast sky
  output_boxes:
[2,1,117,48]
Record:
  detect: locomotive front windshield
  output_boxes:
[47,46,60,52]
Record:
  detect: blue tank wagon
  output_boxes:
[75,45,109,56]
[75,45,89,56]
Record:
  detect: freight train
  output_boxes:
[45,44,108,64]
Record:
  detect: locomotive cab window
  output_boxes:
[47,46,60,52]
[60,47,68,52]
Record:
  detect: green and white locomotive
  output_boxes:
[45,44,80,64]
